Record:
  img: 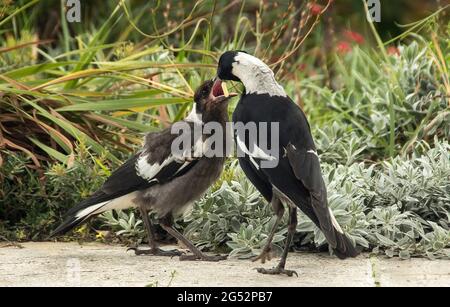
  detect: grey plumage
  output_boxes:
[51,80,234,261]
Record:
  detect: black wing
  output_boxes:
[51,123,200,237]
[234,94,358,258]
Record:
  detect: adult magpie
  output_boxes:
[217,51,359,276]
[51,80,236,261]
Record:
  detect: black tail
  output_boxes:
[285,145,360,259]
[296,194,360,259]
[300,198,360,259]
[332,230,360,259]
[49,215,87,238]
[49,191,110,238]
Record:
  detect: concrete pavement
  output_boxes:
[0,242,448,287]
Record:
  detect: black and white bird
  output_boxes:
[51,80,235,261]
[217,51,359,276]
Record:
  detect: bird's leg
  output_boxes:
[128,207,183,257]
[160,215,227,262]
[257,207,298,277]
[252,198,284,264]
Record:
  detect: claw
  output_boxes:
[128,247,184,257]
[180,254,228,262]
[256,267,298,277]
[252,246,272,264]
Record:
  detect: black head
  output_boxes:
[217,51,285,97]
[217,50,246,82]
[193,80,237,115]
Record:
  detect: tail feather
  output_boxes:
[50,191,138,238]
[49,214,90,238]
[332,230,360,259]
[304,199,360,259]
[49,195,110,238]
[327,207,359,259]
[322,209,360,259]
[306,202,360,259]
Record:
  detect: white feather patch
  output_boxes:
[185,104,203,124]
[232,52,286,97]
[236,135,276,161]
[307,149,319,158]
[136,154,173,181]
[75,201,109,220]
[174,161,192,175]
[75,192,139,221]
[249,157,260,170]
[99,192,138,212]
[329,208,344,234]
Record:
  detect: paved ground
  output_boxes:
[0,242,449,287]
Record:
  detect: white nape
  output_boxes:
[232,52,287,97]
[185,104,203,124]
[329,208,344,234]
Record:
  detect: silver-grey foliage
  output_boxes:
[181,141,449,259]
[102,141,449,259]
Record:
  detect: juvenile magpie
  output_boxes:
[51,80,236,261]
[217,51,359,276]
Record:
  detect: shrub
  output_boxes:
[299,41,450,164]
[98,140,450,260]
[0,144,112,240]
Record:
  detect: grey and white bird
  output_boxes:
[51,80,235,261]
[217,51,359,276]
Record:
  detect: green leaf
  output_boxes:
[28,138,68,164]
[57,97,190,111]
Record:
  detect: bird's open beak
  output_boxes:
[211,78,237,103]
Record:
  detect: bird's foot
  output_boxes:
[252,246,273,264]
[179,253,228,262]
[127,247,183,257]
[256,266,298,277]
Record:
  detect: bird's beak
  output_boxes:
[211,78,237,104]
[213,92,238,104]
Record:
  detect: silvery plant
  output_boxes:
[102,140,449,260]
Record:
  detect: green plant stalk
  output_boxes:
[64,3,122,89]
[388,92,396,157]
[0,0,40,28]
[60,0,71,59]
[362,0,405,157]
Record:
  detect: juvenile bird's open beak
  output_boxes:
[211,78,237,103]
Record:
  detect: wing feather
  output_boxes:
[285,143,337,247]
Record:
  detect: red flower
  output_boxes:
[310,4,324,16]
[387,46,400,56]
[344,30,365,45]
[337,41,352,54]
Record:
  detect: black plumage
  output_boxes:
[217,51,359,276]
[51,80,235,261]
